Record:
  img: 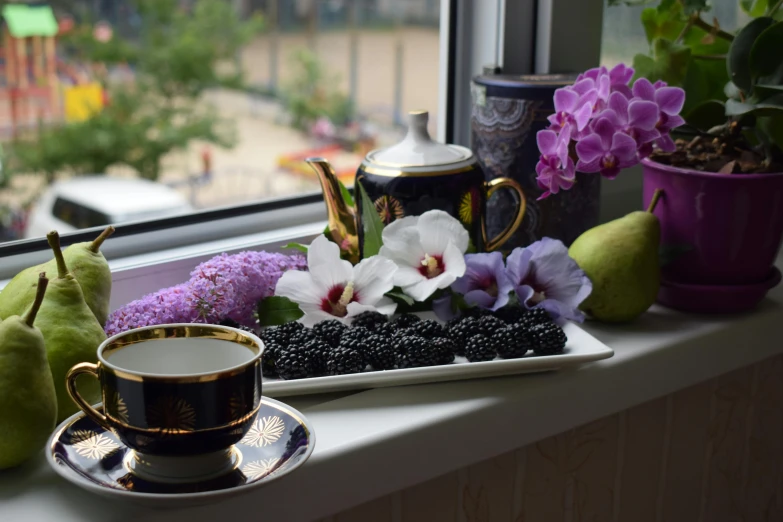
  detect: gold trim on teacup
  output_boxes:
[100,324,262,383]
[359,163,478,177]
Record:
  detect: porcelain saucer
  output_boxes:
[46,397,315,507]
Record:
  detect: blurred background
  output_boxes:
[0,0,753,244]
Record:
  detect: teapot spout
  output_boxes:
[306,157,360,263]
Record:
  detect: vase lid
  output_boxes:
[365,110,473,168]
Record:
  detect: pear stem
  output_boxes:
[647,188,664,213]
[25,273,48,327]
[47,231,69,279]
[89,225,115,253]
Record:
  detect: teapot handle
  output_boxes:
[482,178,526,252]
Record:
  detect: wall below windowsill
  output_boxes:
[2,257,781,522]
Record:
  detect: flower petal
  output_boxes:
[655,86,685,115]
[505,247,532,286]
[352,255,397,305]
[402,276,445,302]
[299,309,344,327]
[417,210,470,255]
[307,235,353,294]
[463,289,500,309]
[274,270,322,308]
[632,77,655,101]
[607,92,629,123]
[573,101,594,131]
[537,129,558,156]
[628,100,659,131]
[610,132,639,162]
[442,241,467,280]
[553,88,579,113]
[575,133,606,164]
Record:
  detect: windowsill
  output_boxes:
[2,260,782,521]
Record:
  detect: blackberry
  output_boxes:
[339,327,372,365]
[492,323,531,359]
[302,338,331,375]
[447,317,482,355]
[276,347,313,380]
[326,346,365,375]
[493,306,526,324]
[410,319,448,340]
[431,337,456,365]
[476,315,506,336]
[350,311,389,331]
[464,334,497,362]
[262,322,304,345]
[391,313,421,329]
[218,318,256,333]
[519,308,552,330]
[394,335,437,368]
[464,308,493,319]
[261,339,283,376]
[375,321,396,338]
[365,334,396,370]
[288,327,317,348]
[529,322,567,355]
[313,319,347,348]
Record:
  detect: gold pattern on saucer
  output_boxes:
[241,458,280,480]
[111,392,129,424]
[116,474,135,491]
[374,195,405,225]
[240,416,285,447]
[147,396,196,434]
[71,430,120,459]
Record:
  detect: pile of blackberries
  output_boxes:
[262,308,567,380]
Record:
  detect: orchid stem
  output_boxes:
[647,189,664,213]
[770,0,783,16]
[692,15,734,42]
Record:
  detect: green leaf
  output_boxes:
[726,98,759,115]
[741,0,769,17]
[282,242,308,253]
[728,17,775,93]
[633,39,692,86]
[681,0,709,14]
[755,83,783,99]
[684,100,727,131]
[357,182,384,258]
[749,21,783,86]
[682,56,730,113]
[338,179,355,207]
[724,81,742,99]
[255,296,304,327]
[641,3,685,45]
[385,291,414,307]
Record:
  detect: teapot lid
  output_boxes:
[366,110,473,168]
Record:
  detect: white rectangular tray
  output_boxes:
[262,321,613,398]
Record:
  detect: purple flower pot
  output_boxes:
[642,158,783,312]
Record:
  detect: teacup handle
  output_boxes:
[66,362,111,431]
[482,178,527,252]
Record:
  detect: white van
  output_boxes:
[25,176,193,239]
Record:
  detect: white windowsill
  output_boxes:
[2,259,782,522]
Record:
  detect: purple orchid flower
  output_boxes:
[598,91,660,149]
[535,124,576,199]
[632,78,686,152]
[451,252,514,311]
[505,238,592,322]
[575,117,638,179]
[547,88,595,133]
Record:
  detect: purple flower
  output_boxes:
[632,78,686,152]
[451,252,514,311]
[535,124,576,200]
[505,238,592,322]
[575,117,638,179]
[104,251,308,335]
[598,91,660,148]
[547,88,595,133]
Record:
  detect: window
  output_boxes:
[0,0,443,245]
[601,0,749,67]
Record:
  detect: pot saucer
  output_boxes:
[47,397,314,507]
[658,267,782,314]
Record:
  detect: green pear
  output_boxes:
[0,226,114,327]
[37,231,106,421]
[569,189,663,323]
[0,274,58,469]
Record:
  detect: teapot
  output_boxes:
[307,110,526,263]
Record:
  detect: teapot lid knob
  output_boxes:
[405,110,432,145]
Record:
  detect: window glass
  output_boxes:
[0,0,442,244]
[52,197,110,229]
[601,0,749,67]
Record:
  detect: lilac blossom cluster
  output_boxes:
[536,64,686,199]
[434,238,592,323]
[105,251,307,336]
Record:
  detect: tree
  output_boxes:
[8,0,263,182]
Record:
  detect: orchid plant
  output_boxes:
[536,64,686,199]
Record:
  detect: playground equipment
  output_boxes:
[0,4,105,138]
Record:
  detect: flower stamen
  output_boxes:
[420,254,444,279]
